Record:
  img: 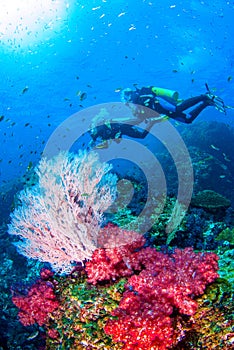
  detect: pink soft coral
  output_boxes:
[87,228,219,350]
[104,247,219,349]
[12,269,59,326]
[86,223,145,284]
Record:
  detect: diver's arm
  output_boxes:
[144,115,168,129]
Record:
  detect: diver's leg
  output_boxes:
[176,95,210,113]
[183,102,210,123]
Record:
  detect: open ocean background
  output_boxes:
[0,0,234,184]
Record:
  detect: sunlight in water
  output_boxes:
[0,0,70,49]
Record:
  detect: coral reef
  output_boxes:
[11,226,220,350]
[12,269,59,327]
[217,248,234,287]
[191,190,231,211]
[103,246,219,350]
[5,121,234,348]
[215,227,234,245]
[8,151,117,274]
[46,270,126,349]
[173,279,234,349]
[86,223,146,284]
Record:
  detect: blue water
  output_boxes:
[0,0,234,184]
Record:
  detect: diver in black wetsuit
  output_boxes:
[122,85,226,124]
[88,85,226,147]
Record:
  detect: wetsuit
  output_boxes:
[125,87,214,124]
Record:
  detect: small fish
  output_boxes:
[129,24,136,31]
[24,122,30,127]
[227,76,232,82]
[0,115,4,122]
[80,92,87,101]
[21,86,29,94]
[223,153,230,162]
[118,12,126,17]
[81,193,89,197]
[210,144,220,151]
[219,175,226,179]
[115,87,123,92]
[76,91,87,101]
[27,331,39,341]
[27,161,33,170]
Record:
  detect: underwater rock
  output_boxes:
[186,146,234,205]
[191,190,231,212]
[174,279,234,349]
[215,227,234,245]
[181,121,234,170]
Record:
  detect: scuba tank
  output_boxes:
[151,87,179,103]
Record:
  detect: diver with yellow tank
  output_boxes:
[121,83,226,125]
[88,84,226,148]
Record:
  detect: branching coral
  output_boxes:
[8,151,117,274]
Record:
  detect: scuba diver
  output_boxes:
[121,83,226,124]
[88,84,226,148]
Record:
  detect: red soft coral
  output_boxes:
[105,314,173,350]
[12,270,59,326]
[104,247,219,350]
[86,225,219,349]
[86,223,145,284]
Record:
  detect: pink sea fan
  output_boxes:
[8,151,117,274]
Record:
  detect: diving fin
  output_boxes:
[205,83,227,114]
